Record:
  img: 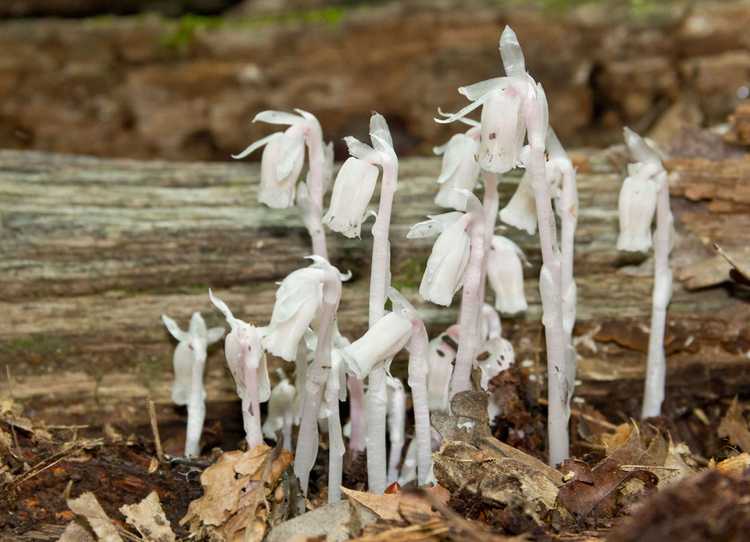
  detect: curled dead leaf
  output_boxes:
[119,491,175,542]
[66,492,122,542]
[718,397,750,452]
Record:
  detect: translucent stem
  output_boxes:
[642,181,672,418]
[305,128,328,259]
[184,359,206,458]
[243,365,264,450]
[327,395,345,503]
[406,325,433,486]
[366,158,397,494]
[347,377,366,452]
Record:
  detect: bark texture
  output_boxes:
[1,148,749,427]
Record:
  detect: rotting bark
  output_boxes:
[1,149,750,428]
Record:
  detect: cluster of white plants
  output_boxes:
[160,25,673,498]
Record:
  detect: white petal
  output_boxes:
[479,88,525,174]
[162,314,189,343]
[189,311,207,339]
[344,136,377,161]
[617,172,658,252]
[487,236,528,315]
[209,289,236,329]
[342,312,412,379]
[435,96,488,124]
[253,110,303,126]
[231,132,280,160]
[258,133,304,209]
[458,77,508,101]
[171,342,193,405]
[427,333,456,412]
[499,171,537,234]
[623,127,662,165]
[499,26,526,77]
[406,211,463,239]
[419,214,471,306]
[369,113,394,150]
[323,157,379,238]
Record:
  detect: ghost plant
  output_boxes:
[438,26,578,466]
[433,119,481,210]
[208,291,271,450]
[427,327,459,413]
[233,109,333,258]
[279,256,347,498]
[486,236,529,314]
[386,376,406,485]
[341,310,412,493]
[618,127,672,419]
[389,288,434,486]
[161,313,225,458]
[325,113,399,491]
[262,370,296,451]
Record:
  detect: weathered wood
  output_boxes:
[1,149,749,426]
[727,102,750,146]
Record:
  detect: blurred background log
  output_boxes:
[1,146,749,429]
[1,0,749,160]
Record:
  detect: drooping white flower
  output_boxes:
[209,290,271,448]
[426,327,458,412]
[480,303,502,342]
[262,372,296,450]
[341,312,412,380]
[486,235,528,315]
[477,337,515,391]
[617,161,663,252]
[162,312,225,406]
[162,312,224,458]
[322,157,379,238]
[499,169,537,234]
[436,27,535,174]
[233,109,327,209]
[408,211,472,307]
[433,123,481,210]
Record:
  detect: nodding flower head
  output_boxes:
[486,235,528,315]
[617,128,666,253]
[343,112,397,167]
[435,26,539,174]
[499,167,537,234]
[232,109,325,209]
[409,193,482,307]
[427,329,458,412]
[162,312,224,405]
[433,121,481,210]
[208,290,271,402]
[323,157,379,238]
[263,256,347,361]
[341,312,412,380]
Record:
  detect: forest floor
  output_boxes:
[2,364,750,542]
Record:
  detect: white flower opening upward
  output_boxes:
[233,109,332,257]
[162,312,225,458]
[619,127,673,419]
[208,291,270,450]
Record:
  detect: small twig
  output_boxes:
[619,464,681,471]
[147,399,165,463]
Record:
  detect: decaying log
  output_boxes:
[1,149,749,427]
[727,102,750,146]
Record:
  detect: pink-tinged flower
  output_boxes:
[233,109,325,209]
[341,312,412,380]
[263,257,349,361]
[322,157,379,238]
[427,327,458,412]
[486,235,528,314]
[433,123,481,210]
[409,211,472,307]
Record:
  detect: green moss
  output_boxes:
[0,335,68,356]
[391,256,427,292]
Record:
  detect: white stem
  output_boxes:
[450,213,486,396]
[184,359,206,458]
[386,381,405,485]
[406,324,433,486]
[559,164,578,418]
[479,171,500,304]
[305,128,328,259]
[294,273,340,495]
[327,392,345,503]
[243,365,264,450]
[294,342,308,424]
[642,181,672,418]
[347,377,366,452]
[282,411,294,451]
[528,142,569,466]
[366,158,398,494]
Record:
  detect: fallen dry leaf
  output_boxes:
[181,444,292,542]
[67,492,122,542]
[58,521,97,542]
[119,491,175,542]
[718,397,750,452]
[341,487,437,522]
[713,453,750,477]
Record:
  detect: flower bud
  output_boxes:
[323,157,379,238]
[616,162,660,252]
[486,236,528,314]
[418,214,472,306]
[433,132,481,210]
[341,312,412,380]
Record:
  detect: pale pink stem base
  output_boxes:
[347,377,366,452]
[243,365,264,450]
[642,181,672,418]
[407,325,433,486]
[184,359,206,458]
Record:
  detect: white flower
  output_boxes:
[476,337,515,391]
[233,109,325,209]
[433,125,481,210]
[409,212,472,307]
[426,327,459,412]
[208,291,271,404]
[341,312,412,379]
[486,235,528,315]
[322,157,379,238]
[262,376,296,441]
[480,304,502,342]
[499,169,537,234]
[161,312,224,405]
